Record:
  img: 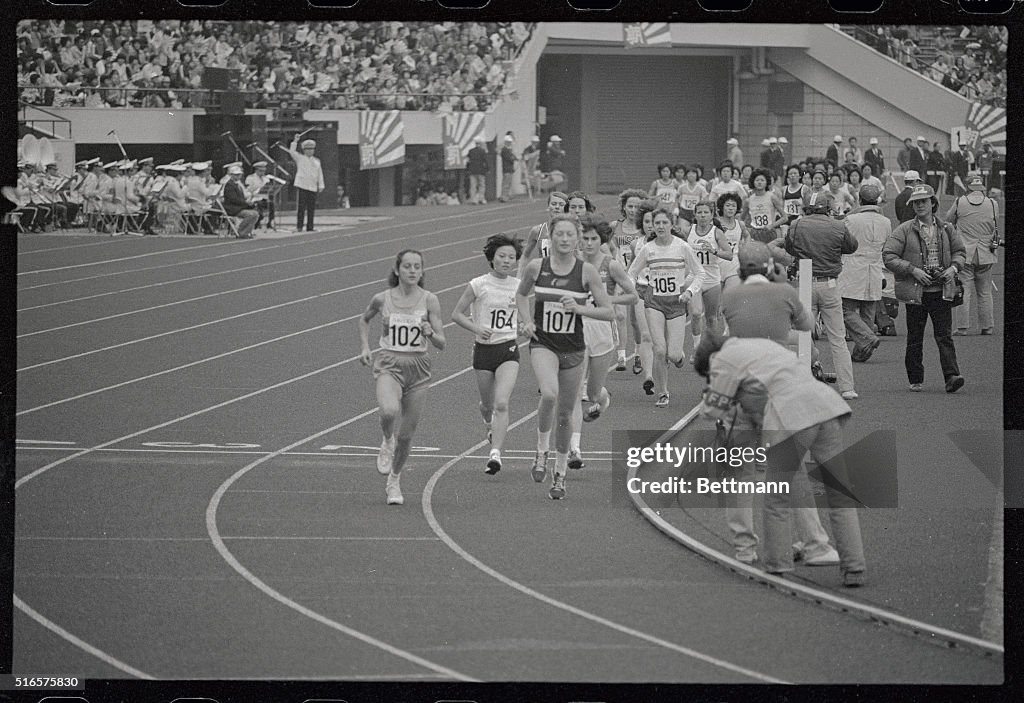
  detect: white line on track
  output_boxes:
[14,446,613,461]
[18,252,480,372]
[17,238,132,255]
[17,536,440,542]
[17,291,466,416]
[18,208,530,311]
[14,354,476,679]
[12,595,155,679]
[17,202,521,284]
[205,365,478,682]
[420,413,789,684]
[18,239,239,275]
[18,232,484,338]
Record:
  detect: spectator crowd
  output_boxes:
[842,25,1007,106]
[17,20,534,112]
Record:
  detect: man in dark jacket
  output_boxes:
[221,165,259,238]
[466,137,489,204]
[499,133,517,202]
[908,136,928,174]
[947,141,971,196]
[863,137,885,175]
[826,135,843,167]
[785,192,860,400]
[894,170,922,223]
[882,183,967,393]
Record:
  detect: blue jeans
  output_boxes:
[763,417,866,574]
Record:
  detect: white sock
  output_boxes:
[537,430,551,453]
[489,448,501,460]
[570,432,581,452]
[554,452,568,474]
[617,349,626,362]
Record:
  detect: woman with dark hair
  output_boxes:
[451,235,523,475]
[518,190,568,277]
[781,164,809,225]
[676,164,709,226]
[648,163,680,213]
[517,214,615,500]
[359,249,447,505]
[708,160,748,206]
[742,167,787,244]
[630,199,661,394]
[687,200,733,351]
[612,189,652,374]
[716,192,749,290]
[845,168,863,208]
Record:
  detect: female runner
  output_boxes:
[359,250,446,505]
[781,164,809,227]
[451,234,523,475]
[827,171,856,217]
[518,190,568,277]
[517,214,615,499]
[742,167,787,244]
[716,192,749,291]
[628,208,705,408]
[845,167,863,208]
[611,189,652,373]
[648,163,681,214]
[687,200,733,351]
[631,198,661,395]
[708,160,748,205]
[567,214,640,469]
[676,165,709,226]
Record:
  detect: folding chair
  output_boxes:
[1,187,27,232]
[207,199,242,238]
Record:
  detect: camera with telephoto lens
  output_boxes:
[811,361,837,384]
[922,266,946,284]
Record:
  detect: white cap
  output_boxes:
[223,161,242,170]
[252,160,268,168]
[531,135,540,142]
[834,135,843,142]
[768,137,778,144]
[777,137,788,144]
[869,137,878,145]
[227,165,243,176]
[761,139,771,147]
[549,135,561,142]
[903,170,921,182]
[474,136,485,144]
[503,134,513,142]
[916,135,927,142]
[726,137,738,145]
[301,139,316,149]
[191,161,210,171]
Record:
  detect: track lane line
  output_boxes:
[17,202,524,281]
[419,413,789,684]
[18,253,480,372]
[17,289,467,416]
[18,208,540,311]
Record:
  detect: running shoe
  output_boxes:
[615,355,627,371]
[568,448,585,470]
[945,375,965,393]
[803,546,840,566]
[632,355,643,375]
[485,449,502,475]
[909,383,923,392]
[549,472,566,500]
[377,436,396,475]
[672,354,688,369]
[735,548,758,564]
[655,392,670,408]
[642,379,655,395]
[583,391,611,423]
[385,472,404,505]
[843,571,867,588]
[531,451,550,483]
[840,390,859,400]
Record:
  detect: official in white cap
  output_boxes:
[499,133,518,202]
[467,136,489,204]
[864,137,884,178]
[947,173,999,336]
[541,134,566,193]
[826,136,843,167]
[893,170,922,223]
[222,165,259,239]
[727,137,743,169]
[220,161,243,185]
[288,133,325,232]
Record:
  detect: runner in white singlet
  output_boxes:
[649,163,681,215]
[715,191,748,289]
[519,191,567,277]
[611,189,651,374]
[741,168,787,244]
[677,165,709,226]
[686,200,733,353]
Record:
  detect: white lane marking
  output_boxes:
[628,408,1006,657]
[18,238,130,255]
[18,250,479,371]
[14,359,474,679]
[15,439,77,445]
[17,536,440,542]
[14,446,613,462]
[205,365,477,682]
[420,412,788,684]
[17,203,521,289]
[19,239,238,275]
[18,235,480,339]
[17,289,465,416]
[13,595,155,679]
[18,209,525,312]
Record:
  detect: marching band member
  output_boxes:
[133,157,158,234]
[64,159,92,226]
[185,161,216,234]
[219,161,243,187]
[28,164,56,230]
[222,164,260,239]
[246,160,275,230]
[160,163,188,231]
[39,163,69,229]
[11,161,43,231]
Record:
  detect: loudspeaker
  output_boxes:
[193,114,268,172]
[202,67,237,91]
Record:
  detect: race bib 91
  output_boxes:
[541,301,577,334]
[538,238,551,258]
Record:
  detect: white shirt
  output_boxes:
[288,142,325,193]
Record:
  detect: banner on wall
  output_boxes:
[443,112,486,170]
[623,23,672,48]
[358,110,405,170]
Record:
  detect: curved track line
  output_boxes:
[205,367,476,682]
[17,203,521,284]
[18,209,533,312]
[18,254,479,372]
[17,291,465,417]
[13,595,156,679]
[629,407,1005,657]
[420,413,788,684]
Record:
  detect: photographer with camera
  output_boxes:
[694,331,866,586]
[883,184,966,393]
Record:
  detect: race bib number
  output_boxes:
[541,301,577,334]
[649,270,679,296]
[486,305,516,331]
[752,212,771,228]
[680,196,698,211]
[697,250,713,266]
[387,312,426,351]
[620,247,633,268]
[659,191,675,203]
[538,238,551,258]
[784,199,802,216]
